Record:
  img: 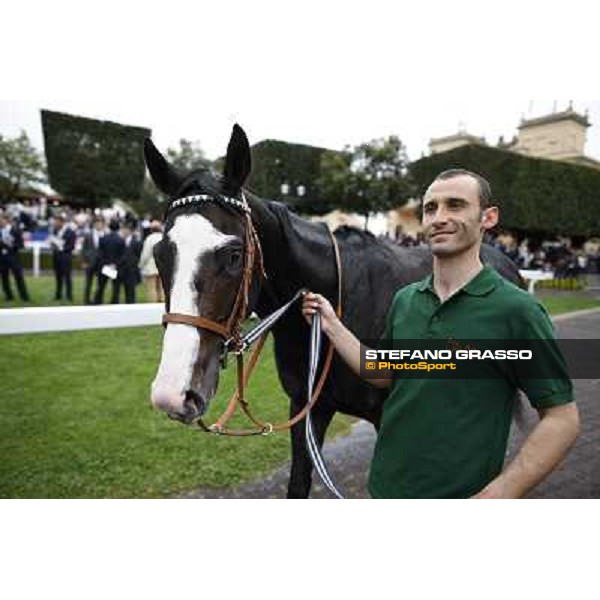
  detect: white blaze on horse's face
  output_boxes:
[150,214,236,418]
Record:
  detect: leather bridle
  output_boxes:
[162,192,266,356]
[160,190,341,436]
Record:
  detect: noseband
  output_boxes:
[161,192,266,356]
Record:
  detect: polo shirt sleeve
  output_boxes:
[509,299,574,409]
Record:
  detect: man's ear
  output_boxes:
[143,138,182,197]
[481,206,499,231]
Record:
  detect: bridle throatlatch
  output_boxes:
[161,190,345,497]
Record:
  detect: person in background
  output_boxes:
[114,222,142,304]
[140,213,152,240]
[94,219,125,304]
[0,212,30,302]
[81,218,105,304]
[138,220,164,302]
[49,214,76,302]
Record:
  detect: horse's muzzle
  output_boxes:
[166,391,208,425]
[184,389,207,418]
[151,385,207,423]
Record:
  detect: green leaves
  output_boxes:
[248,140,333,215]
[166,138,210,172]
[318,136,414,220]
[0,131,47,196]
[410,144,600,236]
[41,110,151,208]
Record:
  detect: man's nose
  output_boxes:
[430,207,449,224]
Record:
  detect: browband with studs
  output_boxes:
[168,193,251,214]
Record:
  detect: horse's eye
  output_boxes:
[227,251,242,270]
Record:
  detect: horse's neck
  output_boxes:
[246,193,338,313]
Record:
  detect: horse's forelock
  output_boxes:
[174,168,222,199]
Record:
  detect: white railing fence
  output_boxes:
[0,303,163,335]
[1,271,554,336]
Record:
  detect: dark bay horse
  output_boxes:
[144,124,522,498]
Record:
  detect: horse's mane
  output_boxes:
[333,225,376,241]
[333,225,402,252]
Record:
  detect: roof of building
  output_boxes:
[563,155,600,170]
[518,109,590,129]
[429,132,486,145]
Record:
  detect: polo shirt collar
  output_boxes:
[417,274,434,293]
[416,266,498,296]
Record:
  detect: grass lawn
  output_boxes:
[0,325,352,498]
[536,292,600,315]
[0,270,150,308]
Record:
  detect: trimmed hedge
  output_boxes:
[41,110,151,208]
[410,144,600,236]
[247,140,333,214]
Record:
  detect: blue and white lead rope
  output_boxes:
[305,312,345,499]
[226,288,344,499]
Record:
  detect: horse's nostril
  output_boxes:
[185,390,207,416]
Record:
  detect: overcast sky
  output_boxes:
[2,98,599,164]
[2,1,599,163]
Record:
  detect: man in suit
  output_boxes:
[114,222,142,304]
[49,214,77,302]
[81,218,105,304]
[0,212,30,302]
[94,219,125,304]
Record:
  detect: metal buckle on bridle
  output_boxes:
[220,332,247,368]
[208,423,223,435]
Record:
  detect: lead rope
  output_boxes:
[305,311,344,499]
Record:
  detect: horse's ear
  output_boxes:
[144,138,182,197]
[223,124,251,195]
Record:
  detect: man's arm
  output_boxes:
[472,403,580,499]
[302,292,392,389]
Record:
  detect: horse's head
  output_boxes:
[144,124,256,423]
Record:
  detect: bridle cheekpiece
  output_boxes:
[161,190,265,361]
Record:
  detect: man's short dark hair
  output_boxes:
[433,169,492,210]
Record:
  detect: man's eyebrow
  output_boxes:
[424,196,468,203]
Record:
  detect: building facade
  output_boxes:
[428,104,600,170]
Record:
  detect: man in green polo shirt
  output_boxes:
[302,169,580,498]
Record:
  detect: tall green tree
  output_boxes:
[318,135,413,226]
[0,131,47,198]
[166,139,210,172]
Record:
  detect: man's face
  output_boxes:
[421,175,498,258]
[94,221,105,231]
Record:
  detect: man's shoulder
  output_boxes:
[490,275,553,333]
[393,279,425,300]
[492,274,544,311]
[387,279,426,312]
